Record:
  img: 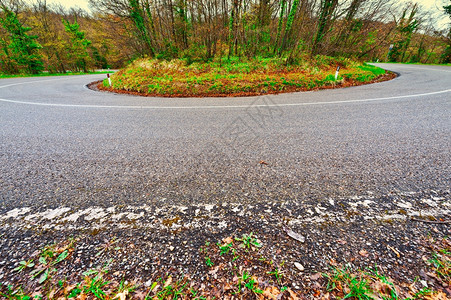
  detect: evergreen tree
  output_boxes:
[0,5,43,74]
[62,18,92,72]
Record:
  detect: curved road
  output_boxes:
[0,63,450,212]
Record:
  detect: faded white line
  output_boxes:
[378,65,451,73]
[0,76,99,89]
[0,89,450,110]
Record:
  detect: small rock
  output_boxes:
[294,262,304,272]
[169,246,175,251]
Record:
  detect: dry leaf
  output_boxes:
[133,291,147,300]
[283,227,305,243]
[209,265,220,276]
[259,160,269,165]
[164,276,172,288]
[287,288,299,300]
[313,289,321,297]
[223,282,234,291]
[64,284,77,294]
[371,280,393,296]
[259,286,278,299]
[77,294,87,300]
[425,291,449,300]
[359,249,369,257]
[426,272,440,280]
[223,236,233,244]
[114,290,129,300]
[310,273,322,281]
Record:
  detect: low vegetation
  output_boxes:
[0,234,448,299]
[101,57,390,97]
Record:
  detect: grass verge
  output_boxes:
[99,56,394,97]
[0,234,449,299]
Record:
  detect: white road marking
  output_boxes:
[380,65,451,73]
[1,191,449,232]
[0,76,97,89]
[0,88,449,110]
[0,70,450,109]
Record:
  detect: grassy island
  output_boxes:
[101,56,391,97]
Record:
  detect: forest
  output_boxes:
[0,0,450,75]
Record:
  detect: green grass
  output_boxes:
[324,266,373,299]
[0,70,112,79]
[103,56,389,97]
[429,250,451,283]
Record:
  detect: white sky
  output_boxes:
[45,0,90,10]
[42,0,446,11]
[38,0,450,28]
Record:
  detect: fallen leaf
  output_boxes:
[425,291,449,300]
[164,276,172,288]
[283,227,305,243]
[222,236,233,244]
[426,272,440,281]
[209,265,220,276]
[260,286,278,299]
[371,280,393,296]
[133,291,147,300]
[359,249,369,257]
[287,288,299,300]
[64,284,77,294]
[259,160,269,165]
[114,290,128,300]
[77,294,87,300]
[310,273,322,280]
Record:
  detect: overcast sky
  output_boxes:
[43,0,447,11]
[41,0,450,29]
[45,0,90,10]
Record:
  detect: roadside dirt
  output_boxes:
[1,189,449,298]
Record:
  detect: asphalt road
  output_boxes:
[0,63,450,212]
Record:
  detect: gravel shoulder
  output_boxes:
[0,189,450,298]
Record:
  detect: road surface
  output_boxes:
[1,63,449,212]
